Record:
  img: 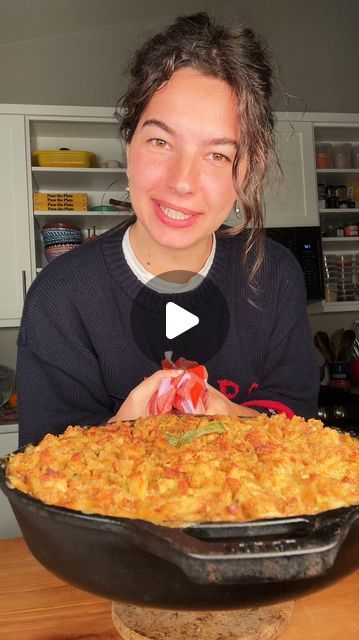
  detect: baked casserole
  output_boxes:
[6,414,359,526]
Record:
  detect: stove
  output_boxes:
[317,385,359,434]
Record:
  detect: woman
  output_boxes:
[17,13,319,446]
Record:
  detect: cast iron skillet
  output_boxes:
[1,425,358,610]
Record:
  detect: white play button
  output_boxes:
[130,270,230,363]
[165,302,199,339]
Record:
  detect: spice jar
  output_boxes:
[333,143,352,169]
[352,145,359,169]
[354,183,359,208]
[336,185,348,202]
[318,183,326,209]
[325,185,339,209]
[315,143,333,168]
[326,225,337,237]
[344,223,359,237]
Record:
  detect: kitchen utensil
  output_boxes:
[337,329,356,361]
[1,429,358,611]
[331,328,345,362]
[314,331,333,362]
[109,198,132,210]
[351,321,359,359]
[328,362,350,390]
[350,360,359,386]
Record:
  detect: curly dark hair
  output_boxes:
[116,12,280,288]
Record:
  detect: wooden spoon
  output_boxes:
[337,329,356,362]
[331,328,345,362]
[314,331,334,362]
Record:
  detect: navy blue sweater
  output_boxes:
[17,227,319,446]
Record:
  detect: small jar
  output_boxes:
[324,282,338,302]
[344,223,359,237]
[336,225,344,237]
[326,225,337,237]
[333,143,352,169]
[318,183,326,209]
[318,183,326,197]
[325,185,339,209]
[352,145,359,169]
[316,143,333,168]
[336,184,348,202]
[354,183,359,208]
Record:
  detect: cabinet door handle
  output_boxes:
[22,270,27,302]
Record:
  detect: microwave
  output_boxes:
[265,226,324,301]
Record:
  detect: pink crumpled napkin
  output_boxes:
[149,353,209,415]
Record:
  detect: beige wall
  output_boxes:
[0,328,18,370]
[0,0,358,112]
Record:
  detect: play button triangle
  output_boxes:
[165,302,199,339]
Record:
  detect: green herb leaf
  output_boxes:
[166,421,226,448]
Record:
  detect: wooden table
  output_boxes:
[0,538,357,639]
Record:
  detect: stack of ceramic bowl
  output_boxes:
[323,254,338,302]
[41,223,83,263]
[336,254,356,302]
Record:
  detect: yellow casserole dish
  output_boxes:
[32,150,96,168]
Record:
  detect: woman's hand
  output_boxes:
[205,384,259,417]
[110,375,258,423]
[111,370,183,421]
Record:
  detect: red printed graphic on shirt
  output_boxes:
[218,379,240,399]
[217,379,293,418]
[218,379,259,399]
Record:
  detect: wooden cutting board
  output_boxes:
[112,601,294,640]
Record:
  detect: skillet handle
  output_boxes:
[129,507,359,584]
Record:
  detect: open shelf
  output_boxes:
[308,300,359,314]
[317,169,359,173]
[319,208,359,213]
[34,210,131,228]
[322,237,359,243]
[32,167,127,190]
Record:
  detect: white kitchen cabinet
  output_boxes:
[0,425,21,538]
[263,120,319,228]
[0,115,31,327]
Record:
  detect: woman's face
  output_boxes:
[126,68,244,252]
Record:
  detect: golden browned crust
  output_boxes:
[6,414,359,526]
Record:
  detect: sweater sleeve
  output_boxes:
[241,252,319,420]
[16,274,116,447]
